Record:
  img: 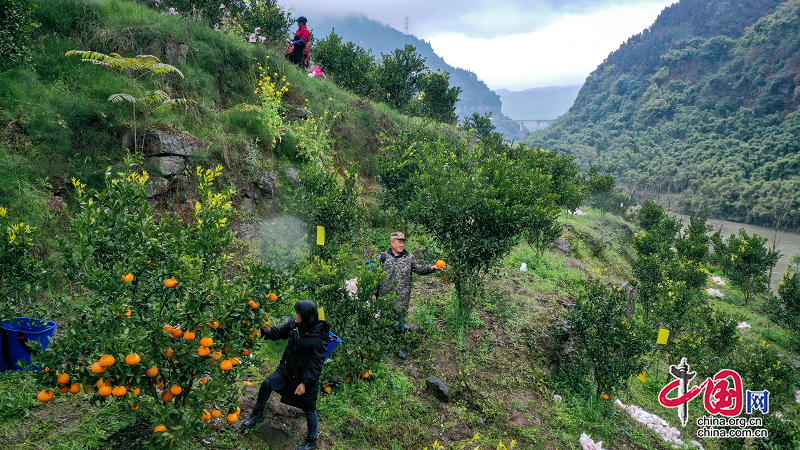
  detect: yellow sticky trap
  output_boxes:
[316,226,325,245]
[317,307,325,321]
[636,371,647,383]
[657,329,670,345]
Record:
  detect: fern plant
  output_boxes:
[64,50,194,151]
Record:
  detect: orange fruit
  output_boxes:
[200,377,208,384]
[57,373,70,384]
[98,386,112,396]
[220,360,233,371]
[154,424,166,432]
[200,337,213,347]
[202,410,211,422]
[361,371,370,379]
[125,353,141,365]
[603,394,610,400]
[209,321,220,329]
[235,406,241,415]
[171,328,183,338]
[212,351,223,361]
[324,386,332,393]
[161,391,174,402]
[125,310,132,316]
[248,300,258,309]
[169,385,183,396]
[112,386,127,397]
[122,273,134,283]
[69,383,81,394]
[241,348,251,356]
[163,324,174,333]
[197,346,210,357]
[131,403,140,411]
[211,409,222,419]
[37,389,55,402]
[267,292,277,302]
[96,379,109,388]
[227,413,238,423]
[98,355,115,367]
[164,278,178,288]
[436,259,446,268]
[229,357,240,366]
[91,362,106,374]
[132,388,141,395]
[164,347,175,358]
[183,330,196,341]
[146,366,159,377]
[59,385,70,394]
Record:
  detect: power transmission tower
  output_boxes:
[404,16,410,34]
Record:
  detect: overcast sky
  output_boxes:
[291,0,677,90]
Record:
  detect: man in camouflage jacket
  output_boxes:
[373,232,443,358]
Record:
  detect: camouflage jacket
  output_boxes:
[376,249,435,311]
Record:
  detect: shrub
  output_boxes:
[0,205,41,324]
[566,281,651,396]
[280,163,363,260]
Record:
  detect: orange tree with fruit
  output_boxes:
[33,157,281,443]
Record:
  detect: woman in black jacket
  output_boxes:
[241,300,329,450]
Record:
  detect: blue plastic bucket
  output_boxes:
[325,332,342,360]
[0,317,57,372]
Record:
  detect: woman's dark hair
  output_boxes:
[294,300,319,327]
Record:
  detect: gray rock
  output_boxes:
[165,42,188,65]
[551,239,571,255]
[450,422,473,441]
[147,156,186,177]
[144,132,201,157]
[146,176,170,198]
[426,375,451,402]
[285,167,300,185]
[242,182,258,199]
[286,107,313,119]
[258,172,279,199]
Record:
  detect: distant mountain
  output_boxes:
[524,0,800,230]
[308,14,527,139]
[495,86,581,120]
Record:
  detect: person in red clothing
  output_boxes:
[287,16,310,68]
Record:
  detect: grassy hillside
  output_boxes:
[2,2,800,450]
[524,0,800,231]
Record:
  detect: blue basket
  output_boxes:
[325,332,342,360]
[0,317,57,372]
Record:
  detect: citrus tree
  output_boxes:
[713,229,779,304]
[567,281,651,397]
[379,119,563,316]
[292,250,402,385]
[34,158,279,443]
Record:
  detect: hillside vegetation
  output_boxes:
[525,0,800,231]
[1,1,800,450]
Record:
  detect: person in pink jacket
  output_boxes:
[287,16,310,68]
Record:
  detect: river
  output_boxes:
[670,212,800,291]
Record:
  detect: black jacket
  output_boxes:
[261,318,329,410]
